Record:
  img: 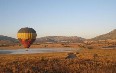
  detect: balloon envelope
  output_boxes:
[17,27,37,48]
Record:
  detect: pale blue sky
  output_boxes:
[0,0,116,39]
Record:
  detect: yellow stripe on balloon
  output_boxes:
[17,33,37,39]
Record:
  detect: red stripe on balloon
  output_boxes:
[18,39,35,48]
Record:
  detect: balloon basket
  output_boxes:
[25,48,28,51]
[26,50,28,51]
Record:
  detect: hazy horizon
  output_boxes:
[0,0,116,39]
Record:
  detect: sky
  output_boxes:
[0,0,116,39]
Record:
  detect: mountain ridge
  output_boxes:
[35,36,85,43]
[0,35,18,45]
[91,29,116,40]
[0,29,116,44]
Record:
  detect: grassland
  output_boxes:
[0,48,116,73]
[0,43,80,49]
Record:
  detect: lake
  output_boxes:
[0,48,79,54]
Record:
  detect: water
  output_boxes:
[0,48,79,54]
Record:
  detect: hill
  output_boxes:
[0,35,85,45]
[35,36,85,43]
[0,35,18,46]
[92,29,116,40]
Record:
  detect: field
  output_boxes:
[0,48,116,73]
[0,43,80,49]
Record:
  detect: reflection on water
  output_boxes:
[0,51,13,54]
[0,48,78,54]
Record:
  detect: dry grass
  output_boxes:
[0,43,80,49]
[0,49,116,73]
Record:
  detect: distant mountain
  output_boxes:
[0,35,18,45]
[92,29,116,40]
[0,35,85,45]
[35,36,85,43]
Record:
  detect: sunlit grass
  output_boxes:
[0,49,116,73]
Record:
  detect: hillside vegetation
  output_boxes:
[36,36,85,43]
[92,29,116,40]
[0,35,18,46]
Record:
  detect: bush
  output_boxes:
[87,46,94,49]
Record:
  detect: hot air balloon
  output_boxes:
[17,27,37,48]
